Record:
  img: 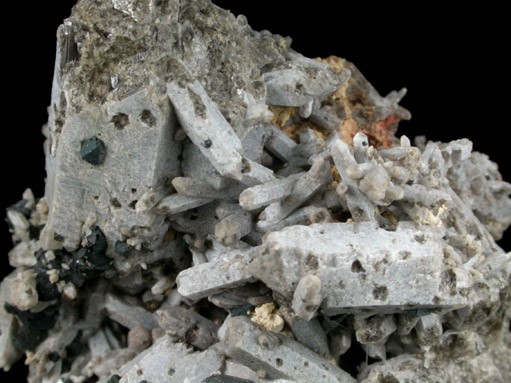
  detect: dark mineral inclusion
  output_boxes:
[203,375,255,383]
[80,136,106,165]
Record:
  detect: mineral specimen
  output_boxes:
[2,0,511,382]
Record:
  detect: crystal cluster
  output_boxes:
[2,1,511,382]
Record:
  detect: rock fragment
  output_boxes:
[0,275,22,371]
[127,326,152,352]
[250,302,285,333]
[8,269,39,311]
[156,306,219,350]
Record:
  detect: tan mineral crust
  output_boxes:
[1,1,511,383]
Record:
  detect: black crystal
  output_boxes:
[81,136,106,165]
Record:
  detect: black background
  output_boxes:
[1,1,509,379]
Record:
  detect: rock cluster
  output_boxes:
[2,1,511,382]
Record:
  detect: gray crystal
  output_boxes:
[166,58,244,180]
[177,248,257,300]
[104,294,159,330]
[239,173,303,211]
[264,124,298,162]
[2,0,511,382]
[117,335,223,383]
[263,55,350,108]
[223,316,356,383]
[279,306,332,360]
[249,222,467,315]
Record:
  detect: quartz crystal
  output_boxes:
[2,1,511,382]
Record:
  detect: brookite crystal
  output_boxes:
[2,1,511,382]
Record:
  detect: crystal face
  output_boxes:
[1,1,510,382]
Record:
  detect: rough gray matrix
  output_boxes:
[2,1,511,382]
